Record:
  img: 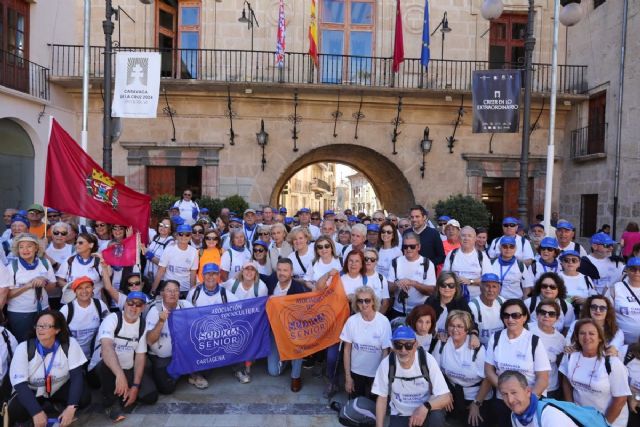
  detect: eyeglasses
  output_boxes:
[402,244,417,250]
[381,230,393,235]
[128,281,141,286]
[540,247,556,252]
[316,244,331,250]
[438,222,447,226]
[177,232,191,237]
[356,298,372,304]
[398,224,411,229]
[35,324,55,330]
[373,217,384,222]
[537,309,558,318]
[501,244,516,249]
[561,258,580,264]
[205,236,219,241]
[112,226,125,230]
[193,230,204,234]
[501,312,524,320]
[364,257,377,263]
[183,193,192,196]
[503,223,518,228]
[158,223,171,229]
[253,248,265,253]
[447,324,466,330]
[95,223,107,228]
[258,232,270,236]
[439,282,456,289]
[627,267,640,273]
[52,231,68,236]
[392,341,415,351]
[540,283,558,290]
[126,300,145,308]
[311,217,321,221]
[338,230,350,234]
[590,304,607,312]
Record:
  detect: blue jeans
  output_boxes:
[7,311,37,343]
[325,343,340,382]
[267,332,302,379]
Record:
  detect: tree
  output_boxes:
[433,194,491,229]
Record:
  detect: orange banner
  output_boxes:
[266,275,350,361]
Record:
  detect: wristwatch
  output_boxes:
[131,383,140,388]
[473,400,483,407]
[469,279,474,285]
[423,401,432,412]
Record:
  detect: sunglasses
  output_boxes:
[229,224,242,229]
[128,280,141,286]
[392,341,415,351]
[561,258,579,264]
[602,244,614,248]
[590,304,607,312]
[258,232,270,236]
[193,230,204,234]
[501,312,524,320]
[159,223,171,228]
[126,300,144,308]
[52,231,68,236]
[112,226,125,230]
[501,244,516,249]
[356,298,372,304]
[177,232,192,237]
[205,236,219,241]
[95,223,107,228]
[438,222,447,226]
[399,224,411,229]
[381,230,393,235]
[338,230,350,234]
[402,244,417,250]
[35,324,56,330]
[627,267,640,273]
[540,247,556,252]
[537,309,558,318]
[336,219,347,223]
[439,282,456,289]
[316,244,331,250]
[364,257,377,263]
[253,248,265,253]
[373,218,384,222]
[311,217,321,221]
[503,223,518,228]
[540,283,558,290]
[183,193,192,196]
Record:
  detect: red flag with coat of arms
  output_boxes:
[102,234,137,267]
[43,119,151,243]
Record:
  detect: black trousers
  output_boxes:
[96,361,158,408]
[492,398,513,427]
[448,383,490,427]
[350,372,375,401]
[148,354,178,395]
[7,380,91,423]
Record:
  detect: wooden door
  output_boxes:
[146,166,175,199]
[489,13,528,69]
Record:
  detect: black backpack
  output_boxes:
[27,338,70,362]
[391,256,429,281]
[1,328,14,362]
[191,284,228,305]
[387,345,430,398]
[493,330,539,362]
[529,297,568,317]
[448,248,483,271]
[64,298,106,325]
[113,311,146,344]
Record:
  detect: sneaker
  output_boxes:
[235,369,251,384]
[188,373,209,389]
[105,404,126,423]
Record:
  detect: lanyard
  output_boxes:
[499,262,515,285]
[37,340,59,394]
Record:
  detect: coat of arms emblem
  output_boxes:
[85,169,119,209]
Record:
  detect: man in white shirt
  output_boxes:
[297,208,320,241]
[488,217,535,264]
[490,236,535,299]
[442,226,493,299]
[582,232,624,294]
[151,224,199,297]
[172,189,199,226]
[498,371,578,427]
[555,220,587,257]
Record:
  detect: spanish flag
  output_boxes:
[308,0,319,66]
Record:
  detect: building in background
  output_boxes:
[348,172,378,214]
[279,163,335,213]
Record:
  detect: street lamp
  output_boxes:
[256,119,269,171]
[431,11,452,60]
[419,127,433,179]
[238,1,259,53]
[103,0,152,174]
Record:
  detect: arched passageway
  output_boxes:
[0,118,34,210]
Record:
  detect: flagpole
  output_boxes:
[81,0,90,152]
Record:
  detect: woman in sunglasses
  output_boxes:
[102,265,150,310]
[485,299,551,427]
[377,221,402,280]
[143,218,175,283]
[251,240,272,276]
[189,224,206,250]
[606,257,640,345]
[340,286,391,400]
[528,299,565,400]
[304,236,341,290]
[525,272,574,333]
[110,224,128,245]
[530,237,562,281]
[564,295,624,355]
[363,248,391,314]
[45,222,74,310]
[267,223,292,272]
[92,220,112,251]
[197,229,222,283]
[558,250,596,310]
[559,319,631,427]
[56,233,103,305]
[432,310,492,427]
[337,225,352,247]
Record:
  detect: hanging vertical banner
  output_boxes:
[112,51,161,118]
[472,69,521,133]
[275,0,286,67]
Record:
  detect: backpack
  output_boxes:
[436,339,481,361]
[230,280,260,298]
[337,397,376,427]
[470,296,503,323]
[27,338,70,362]
[11,257,51,311]
[340,272,368,287]
[114,311,146,343]
[152,235,174,250]
[388,345,431,398]
[391,256,429,281]
[448,248,483,271]
[493,330,539,362]
[535,398,610,427]
[191,284,228,305]
[65,255,101,282]
[1,328,13,362]
[64,298,106,325]
[528,297,568,317]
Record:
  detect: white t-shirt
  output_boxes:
[172,199,198,225]
[586,255,624,294]
[144,236,175,279]
[288,249,314,280]
[304,258,342,285]
[0,327,17,386]
[225,279,269,300]
[339,312,391,377]
[388,256,436,314]
[145,301,193,358]
[341,273,368,297]
[45,244,74,268]
[186,285,239,307]
[159,244,199,292]
[488,236,535,262]
[220,247,252,285]
[560,272,596,300]
[529,324,565,392]
[7,258,56,313]
[564,320,626,350]
[558,241,588,257]
[624,347,640,395]
[377,246,402,279]
[490,258,534,299]
[525,297,575,332]
[89,313,147,371]
[9,337,87,397]
[511,405,579,427]
[416,333,434,352]
[485,329,551,399]
[531,259,562,281]
[371,351,450,416]
[432,337,487,400]
[559,352,631,427]
[60,299,109,359]
[606,281,640,344]
[365,272,391,302]
[55,255,104,298]
[442,248,493,299]
[469,296,504,347]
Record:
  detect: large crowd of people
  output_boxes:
[0,197,639,427]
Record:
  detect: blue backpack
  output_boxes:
[535,398,610,427]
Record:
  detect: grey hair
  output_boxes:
[498,370,529,389]
[229,228,246,243]
[351,224,367,236]
[460,226,476,236]
[51,221,71,233]
[351,286,380,313]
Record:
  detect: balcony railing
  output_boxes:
[311,178,332,194]
[1,49,50,100]
[571,123,607,159]
[49,44,587,95]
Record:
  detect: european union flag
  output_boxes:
[421,0,430,68]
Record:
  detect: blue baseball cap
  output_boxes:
[176,224,192,233]
[367,224,380,232]
[392,326,417,341]
[253,240,269,249]
[279,207,287,214]
[324,210,335,217]
[126,291,147,303]
[559,250,580,260]
[348,215,359,223]
[502,217,519,225]
[202,263,220,274]
[540,237,559,250]
[626,257,640,268]
[11,214,30,228]
[500,235,517,246]
[229,216,243,224]
[299,208,311,214]
[170,215,184,226]
[47,208,60,214]
[591,232,615,245]
[530,223,544,230]
[556,220,575,231]
[200,208,209,213]
[481,273,500,283]
[437,215,451,222]
[285,217,293,224]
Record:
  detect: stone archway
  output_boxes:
[0,118,34,209]
[269,144,415,214]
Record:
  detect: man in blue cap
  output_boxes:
[297,208,320,241]
[555,220,587,257]
[150,224,198,297]
[489,235,534,299]
[436,215,451,241]
[371,326,451,427]
[580,232,624,294]
[469,273,504,347]
[488,217,535,264]
[172,189,199,226]
[366,223,380,248]
[187,263,238,306]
